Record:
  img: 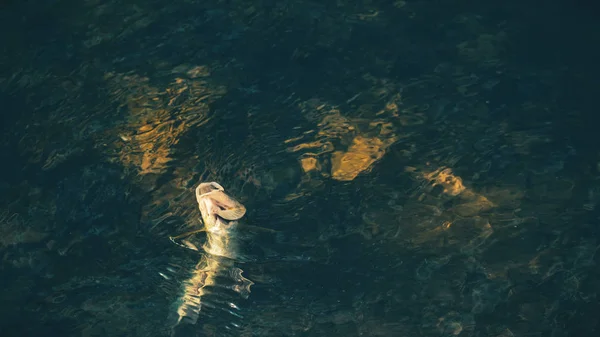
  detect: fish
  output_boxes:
[170,182,253,336]
[196,181,246,226]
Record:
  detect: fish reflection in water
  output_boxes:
[170,182,254,336]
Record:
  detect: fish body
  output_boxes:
[171,182,253,335]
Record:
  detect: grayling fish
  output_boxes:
[170,182,253,336]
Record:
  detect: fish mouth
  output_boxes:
[196,182,247,221]
[196,182,224,198]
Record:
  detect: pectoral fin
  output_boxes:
[169,228,206,241]
[169,228,207,251]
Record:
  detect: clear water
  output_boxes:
[1,0,600,336]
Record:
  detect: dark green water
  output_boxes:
[1,0,600,336]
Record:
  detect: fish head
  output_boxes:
[195,182,247,232]
[196,182,225,197]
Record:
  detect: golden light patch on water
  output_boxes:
[437,172,492,207]
[329,119,398,182]
[284,134,310,144]
[300,157,319,173]
[316,110,356,138]
[418,168,496,216]
[288,140,331,153]
[421,168,467,196]
[386,166,526,255]
[331,135,396,181]
[133,120,187,175]
[378,101,399,116]
[104,68,225,175]
[289,96,402,182]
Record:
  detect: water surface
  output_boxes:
[1,0,600,336]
